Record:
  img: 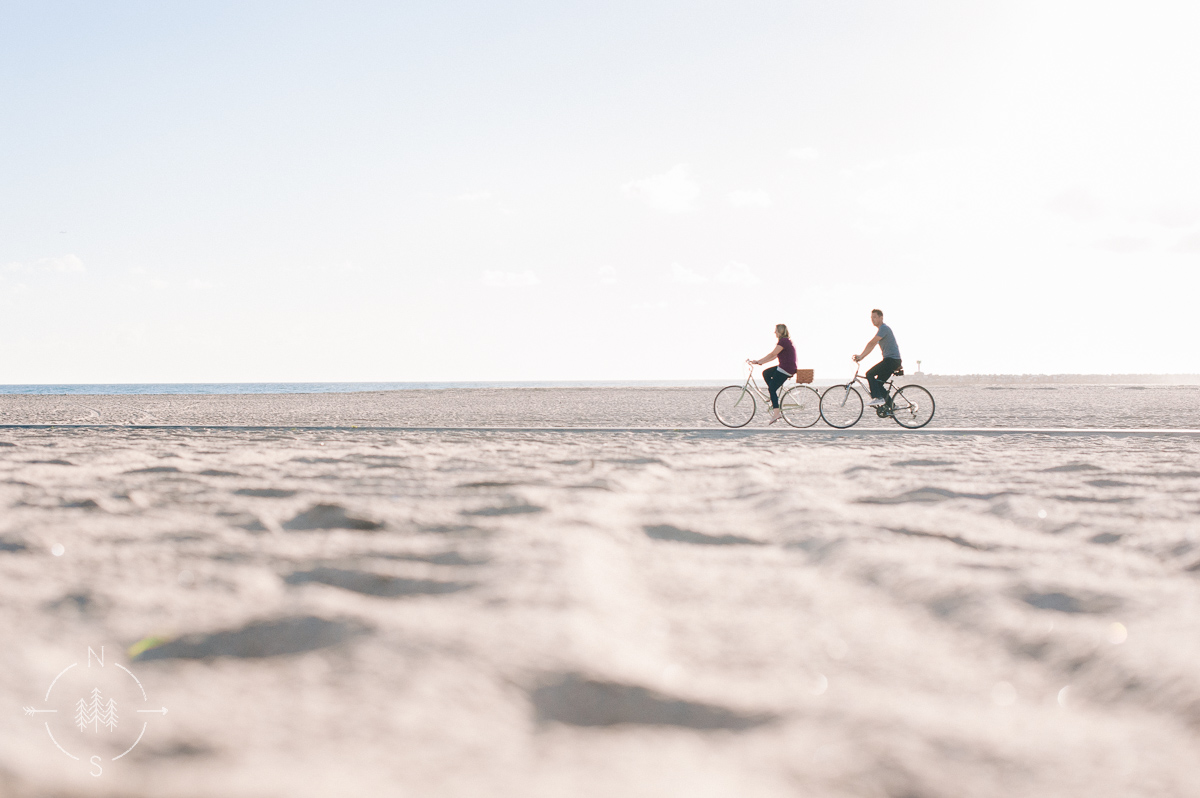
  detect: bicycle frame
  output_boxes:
[836,364,900,409]
[727,364,773,406]
[740,363,800,402]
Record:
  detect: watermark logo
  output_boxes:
[23,646,167,777]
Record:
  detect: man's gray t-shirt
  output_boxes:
[876,323,901,360]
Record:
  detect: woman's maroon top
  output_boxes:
[777,337,796,374]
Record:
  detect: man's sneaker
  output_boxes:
[867,397,885,407]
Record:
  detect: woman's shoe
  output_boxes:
[768,408,783,425]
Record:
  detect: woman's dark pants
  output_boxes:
[867,358,902,400]
[763,368,789,409]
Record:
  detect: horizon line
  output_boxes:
[0,373,1199,387]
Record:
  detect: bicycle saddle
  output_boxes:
[894,367,904,376]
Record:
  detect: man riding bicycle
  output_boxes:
[853,309,902,407]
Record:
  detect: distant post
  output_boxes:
[916,360,922,374]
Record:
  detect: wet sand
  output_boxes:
[2,388,1199,797]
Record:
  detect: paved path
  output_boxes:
[3,425,1200,436]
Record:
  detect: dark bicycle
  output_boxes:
[818,363,935,429]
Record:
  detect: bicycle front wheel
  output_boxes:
[714,385,756,428]
[891,385,935,429]
[820,384,864,428]
[780,385,821,428]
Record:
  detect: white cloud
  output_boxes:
[714,261,761,285]
[728,189,772,208]
[631,299,670,310]
[3,254,85,274]
[622,164,699,213]
[1099,235,1151,253]
[1046,188,1106,221]
[842,158,890,177]
[596,265,618,285]
[1173,231,1200,253]
[482,270,540,287]
[670,262,708,284]
[1151,203,1198,228]
[787,147,820,161]
[454,190,493,202]
[666,261,760,286]
[307,260,359,275]
[42,254,85,273]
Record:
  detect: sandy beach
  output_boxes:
[3,387,1200,797]
[2,384,1199,428]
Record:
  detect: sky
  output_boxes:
[1,1,1198,383]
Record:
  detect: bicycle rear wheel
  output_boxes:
[713,385,756,428]
[780,385,820,428]
[820,384,864,428]
[891,385,935,429]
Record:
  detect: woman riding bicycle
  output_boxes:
[748,324,797,424]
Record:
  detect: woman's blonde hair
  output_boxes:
[775,324,789,338]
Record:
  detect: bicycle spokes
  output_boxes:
[890,385,935,429]
[713,382,758,428]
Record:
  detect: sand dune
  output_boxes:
[2,389,1199,796]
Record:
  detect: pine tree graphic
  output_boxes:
[74,688,118,732]
[100,695,118,731]
[73,697,90,732]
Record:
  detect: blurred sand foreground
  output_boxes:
[2,388,1199,797]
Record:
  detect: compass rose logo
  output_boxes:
[23,646,168,777]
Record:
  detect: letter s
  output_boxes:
[90,755,103,777]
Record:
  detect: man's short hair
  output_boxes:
[872,308,883,318]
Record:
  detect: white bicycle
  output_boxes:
[713,365,820,428]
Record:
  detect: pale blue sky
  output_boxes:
[2,1,1197,382]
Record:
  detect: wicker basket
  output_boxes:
[794,369,814,384]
